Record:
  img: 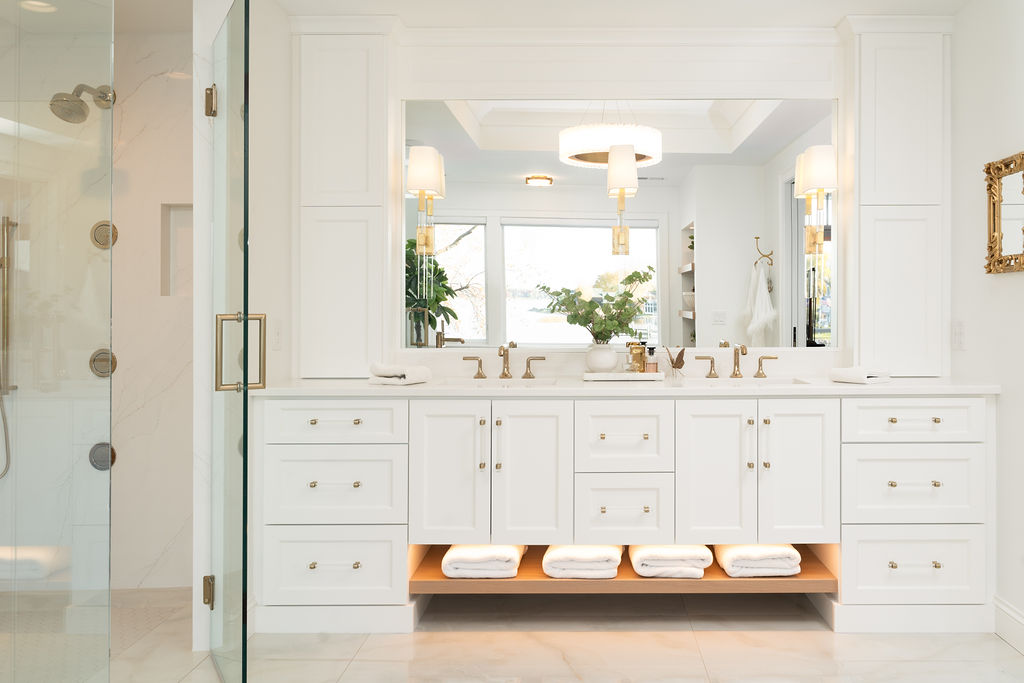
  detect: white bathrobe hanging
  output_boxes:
[743,262,776,346]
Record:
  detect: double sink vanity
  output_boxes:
[248,372,997,635]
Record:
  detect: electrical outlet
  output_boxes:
[712,310,727,326]
[951,320,965,351]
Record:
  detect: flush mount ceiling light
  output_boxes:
[558,123,662,169]
[20,0,57,12]
[525,174,553,186]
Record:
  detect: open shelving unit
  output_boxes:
[409,545,837,595]
[678,221,696,342]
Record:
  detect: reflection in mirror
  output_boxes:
[1001,170,1024,257]
[984,151,1024,274]
[404,99,836,348]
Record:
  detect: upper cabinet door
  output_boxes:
[298,34,385,207]
[757,399,840,544]
[409,400,491,544]
[490,400,574,545]
[858,33,945,205]
[675,399,758,545]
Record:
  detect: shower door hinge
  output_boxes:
[203,574,215,611]
[204,84,218,117]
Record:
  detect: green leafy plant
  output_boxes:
[405,239,458,344]
[537,266,655,344]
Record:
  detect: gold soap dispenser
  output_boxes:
[627,342,647,373]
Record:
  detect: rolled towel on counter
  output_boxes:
[828,366,890,384]
[542,545,622,579]
[368,362,432,386]
[628,545,713,579]
[714,544,801,578]
[441,544,526,579]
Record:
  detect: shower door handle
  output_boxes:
[215,312,267,392]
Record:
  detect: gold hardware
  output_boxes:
[763,418,771,425]
[643,433,649,440]
[754,236,775,288]
[353,481,361,488]
[747,462,755,469]
[747,418,755,425]
[932,417,942,424]
[308,481,318,488]
[0,217,15,398]
[204,84,218,117]
[719,340,730,348]
[495,462,502,470]
[352,561,361,569]
[309,418,318,425]
[888,561,898,569]
[753,355,778,378]
[763,461,771,469]
[89,349,117,378]
[932,480,942,487]
[496,419,502,426]
[480,418,486,425]
[888,481,898,488]
[463,356,486,379]
[435,319,465,348]
[600,433,607,440]
[695,355,718,378]
[932,561,942,569]
[730,344,748,378]
[90,221,117,249]
[308,562,318,570]
[523,356,546,379]
[600,506,607,514]
[984,150,1024,274]
[643,505,651,513]
[498,341,518,379]
[353,418,362,425]
[478,462,486,469]
[202,575,215,610]
[888,417,898,424]
[215,312,267,391]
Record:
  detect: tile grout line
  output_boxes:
[176,654,211,682]
[684,596,715,683]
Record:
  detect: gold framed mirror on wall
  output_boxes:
[985,150,1024,274]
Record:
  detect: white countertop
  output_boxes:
[255,376,1000,399]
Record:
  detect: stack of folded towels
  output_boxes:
[441,544,527,579]
[714,544,801,577]
[368,362,432,386]
[542,545,622,579]
[628,545,713,578]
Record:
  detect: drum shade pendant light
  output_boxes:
[607,144,638,255]
[406,145,445,297]
[559,123,662,168]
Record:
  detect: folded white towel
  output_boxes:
[628,545,712,579]
[441,544,527,579]
[828,366,891,384]
[0,546,71,580]
[368,363,432,385]
[542,545,622,579]
[714,544,801,578]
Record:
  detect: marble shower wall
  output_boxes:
[111,32,193,589]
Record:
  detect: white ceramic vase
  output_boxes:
[585,342,618,373]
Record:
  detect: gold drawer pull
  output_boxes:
[888,561,898,569]
[352,561,362,570]
[643,505,651,513]
[308,481,318,488]
[763,418,771,425]
[478,462,486,470]
[888,481,898,488]
[479,418,486,426]
[932,561,942,569]
[762,461,771,469]
[643,433,649,440]
[495,419,503,426]
[308,561,318,570]
[352,480,362,488]
[353,418,363,425]
[888,417,898,424]
[747,418,755,425]
[495,463,502,470]
[600,506,607,514]
[309,418,319,426]
[601,505,651,514]
[932,417,942,424]
[600,433,606,440]
[932,480,942,488]
[747,462,755,470]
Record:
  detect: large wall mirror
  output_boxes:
[985,151,1024,273]
[402,99,837,349]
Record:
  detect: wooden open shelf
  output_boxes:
[409,545,836,595]
[678,309,696,320]
[678,262,695,274]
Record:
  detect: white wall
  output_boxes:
[112,31,193,589]
[950,0,1024,652]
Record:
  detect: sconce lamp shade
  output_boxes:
[799,144,837,194]
[793,153,807,198]
[406,145,444,197]
[607,145,638,198]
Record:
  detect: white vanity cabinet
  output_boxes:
[409,399,574,545]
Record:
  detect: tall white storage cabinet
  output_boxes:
[848,21,950,376]
[296,33,387,378]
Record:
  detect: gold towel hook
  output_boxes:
[754,236,774,267]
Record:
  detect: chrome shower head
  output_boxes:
[49,84,115,123]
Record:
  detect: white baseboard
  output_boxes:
[808,594,994,633]
[252,600,427,634]
[995,596,1024,655]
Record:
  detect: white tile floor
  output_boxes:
[106,592,1024,683]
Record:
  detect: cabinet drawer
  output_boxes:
[842,398,984,443]
[841,444,985,524]
[262,525,406,606]
[841,524,985,604]
[264,445,408,524]
[574,400,674,472]
[264,400,408,444]
[574,473,674,544]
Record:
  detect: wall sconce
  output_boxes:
[406,145,445,297]
[607,144,638,255]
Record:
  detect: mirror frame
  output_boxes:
[985,150,1024,274]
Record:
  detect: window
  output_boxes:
[431,223,487,342]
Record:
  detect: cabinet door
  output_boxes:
[409,400,491,544]
[757,399,840,544]
[491,400,573,545]
[675,399,757,544]
[298,34,385,207]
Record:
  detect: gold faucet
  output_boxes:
[754,355,778,378]
[522,356,545,379]
[435,320,465,348]
[498,341,518,379]
[694,355,718,378]
[730,344,748,378]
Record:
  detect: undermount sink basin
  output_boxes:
[440,377,559,387]
[681,376,811,387]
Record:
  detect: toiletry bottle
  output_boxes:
[645,345,658,373]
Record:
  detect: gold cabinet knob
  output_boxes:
[600,506,607,514]
[353,418,362,425]
[352,481,361,488]
[763,418,771,425]
[479,418,486,426]
[600,433,607,440]
[309,418,318,426]
[308,561,318,570]
[495,419,502,426]
[747,418,755,425]
[762,461,771,469]
[495,462,502,470]
[888,417,898,424]
[932,417,942,424]
[478,462,486,470]
[888,481,898,488]
[642,505,651,513]
[932,561,942,569]
[747,462,755,470]
[931,480,942,488]
[888,561,898,569]
[352,561,361,570]
[643,433,649,440]
[308,481,318,488]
